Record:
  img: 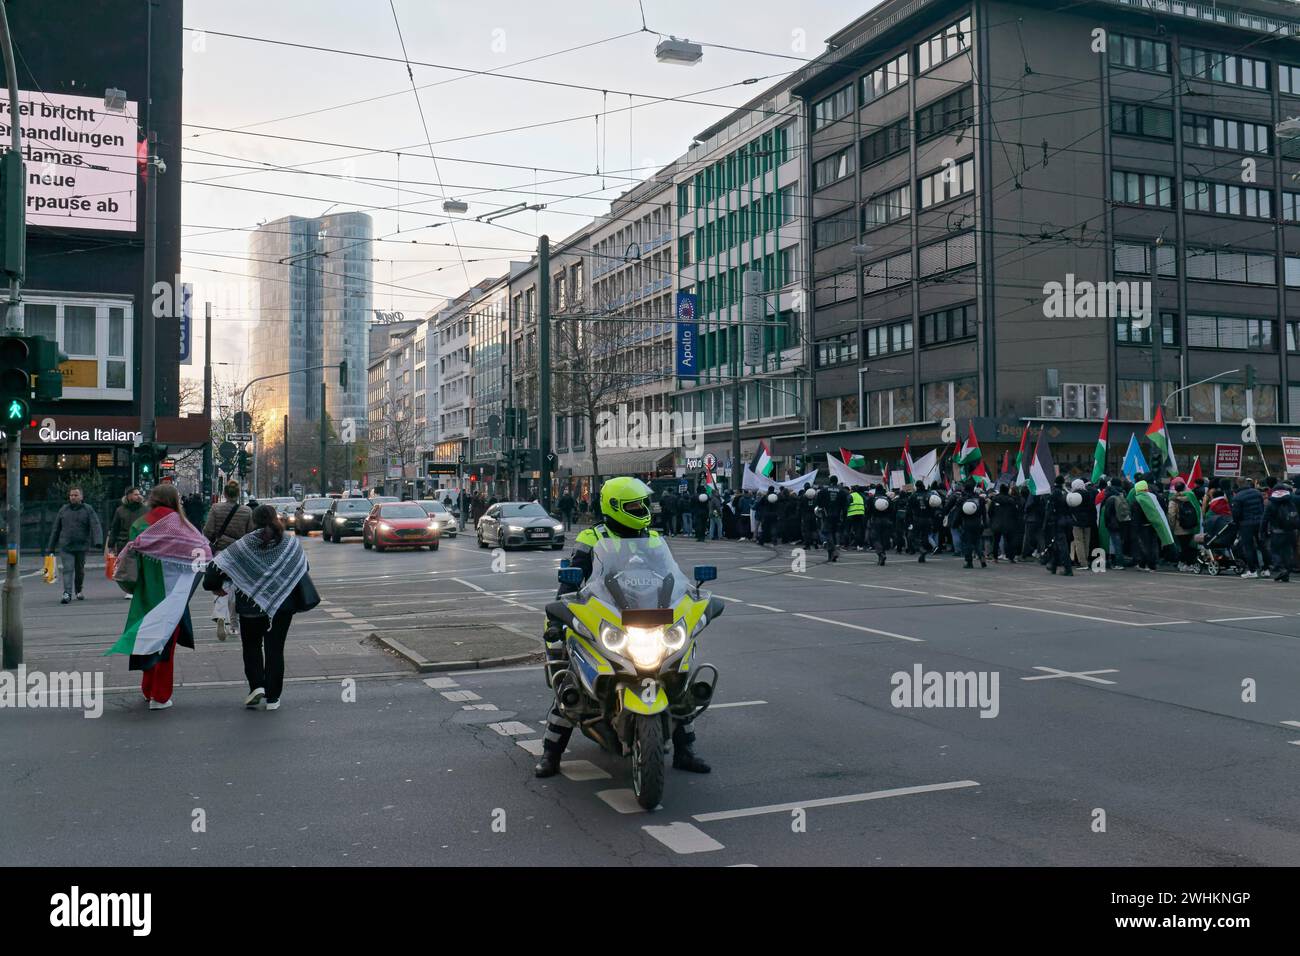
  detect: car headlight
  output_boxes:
[378,522,391,532]
[428,522,439,532]
[506,525,523,533]
[552,523,564,532]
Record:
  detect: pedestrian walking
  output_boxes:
[203,480,253,641]
[558,489,577,531]
[1232,477,1265,578]
[1262,481,1298,583]
[1168,479,1201,572]
[815,477,848,562]
[708,493,724,540]
[107,484,212,711]
[989,484,1018,563]
[204,504,318,710]
[907,481,938,563]
[1043,476,1075,576]
[106,487,148,599]
[46,486,103,604]
[846,486,866,551]
[867,485,895,566]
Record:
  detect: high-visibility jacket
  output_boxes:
[846,492,865,518]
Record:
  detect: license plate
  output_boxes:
[527,529,547,537]
[397,529,419,536]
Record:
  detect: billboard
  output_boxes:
[675,292,697,380]
[0,89,140,232]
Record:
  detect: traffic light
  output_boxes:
[1245,364,1256,391]
[237,449,250,476]
[134,441,164,483]
[339,359,348,390]
[0,150,26,280]
[30,336,67,402]
[0,334,31,436]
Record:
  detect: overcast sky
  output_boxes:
[180,0,871,393]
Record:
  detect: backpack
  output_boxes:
[1176,496,1197,530]
[1112,495,1131,522]
[1279,496,1300,531]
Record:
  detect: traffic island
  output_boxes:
[369,623,543,673]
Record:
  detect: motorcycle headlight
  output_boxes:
[599,622,627,653]
[626,626,667,670]
[663,621,687,652]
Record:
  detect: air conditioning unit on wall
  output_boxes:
[1038,396,1062,418]
[1062,384,1085,419]
[1085,384,1108,419]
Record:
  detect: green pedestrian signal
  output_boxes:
[6,397,27,421]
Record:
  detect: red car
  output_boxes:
[362,502,441,552]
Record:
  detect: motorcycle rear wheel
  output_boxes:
[631,715,665,810]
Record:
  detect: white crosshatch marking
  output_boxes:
[1020,666,1118,685]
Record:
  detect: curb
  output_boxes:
[373,633,540,674]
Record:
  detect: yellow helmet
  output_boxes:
[600,476,652,534]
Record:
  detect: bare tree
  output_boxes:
[375,397,417,481]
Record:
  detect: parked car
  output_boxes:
[293,497,334,535]
[322,497,375,542]
[363,502,440,552]
[416,500,459,537]
[476,501,565,550]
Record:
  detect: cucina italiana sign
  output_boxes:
[33,416,142,445]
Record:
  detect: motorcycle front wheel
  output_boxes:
[631,714,665,810]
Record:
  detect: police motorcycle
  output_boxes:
[544,537,724,809]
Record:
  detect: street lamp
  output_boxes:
[655,37,703,65]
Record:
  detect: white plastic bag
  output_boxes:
[212,592,232,624]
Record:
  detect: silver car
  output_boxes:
[416,500,459,537]
[476,502,565,550]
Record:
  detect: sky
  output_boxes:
[179,0,872,396]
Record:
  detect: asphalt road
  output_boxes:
[3,527,1299,866]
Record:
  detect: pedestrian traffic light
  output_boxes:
[1245,364,1256,390]
[134,441,163,483]
[0,334,31,436]
[0,150,26,280]
[237,449,250,476]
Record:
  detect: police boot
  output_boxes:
[671,726,711,773]
[534,742,564,778]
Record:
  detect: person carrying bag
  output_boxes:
[204,483,248,641]
[203,504,318,711]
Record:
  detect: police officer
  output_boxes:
[846,485,866,551]
[799,486,820,548]
[906,480,937,563]
[867,484,895,566]
[535,476,710,778]
[1043,475,1075,576]
[956,479,988,569]
[815,476,848,562]
[1262,480,1298,583]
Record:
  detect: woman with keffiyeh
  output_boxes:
[203,504,311,710]
[106,484,213,710]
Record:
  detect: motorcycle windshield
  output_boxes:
[584,536,688,613]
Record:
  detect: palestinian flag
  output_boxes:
[839,448,866,470]
[1095,488,1111,554]
[957,421,992,487]
[703,460,719,494]
[1145,406,1180,478]
[750,440,774,479]
[1026,429,1055,496]
[902,436,915,483]
[106,508,212,667]
[1090,415,1109,483]
[1178,456,1202,489]
[1014,424,1030,487]
[1130,485,1175,547]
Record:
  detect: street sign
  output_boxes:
[179,282,193,365]
[228,432,254,443]
[1213,444,1242,477]
[1283,436,1300,475]
[218,440,237,459]
[458,455,466,464]
[703,453,717,470]
[685,456,703,470]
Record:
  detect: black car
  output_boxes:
[323,497,374,543]
[293,497,334,535]
[476,502,566,550]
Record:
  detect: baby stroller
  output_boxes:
[1193,516,1241,576]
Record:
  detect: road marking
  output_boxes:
[423,677,458,689]
[450,664,538,676]
[1282,721,1300,729]
[516,738,546,755]
[559,759,613,781]
[462,703,499,711]
[709,700,767,709]
[746,603,785,613]
[739,566,781,574]
[1206,615,1286,623]
[692,780,980,823]
[858,583,929,595]
[487,721,536,736]
[440,690,481,702]
[988,603,1188,627]
[453,577,487,592]
[596,789,660,814]
[936,594,979,603]
[792,612,923,643]
[1021,666,1118,685]
[643,822,725,854]
[713,594,744,603]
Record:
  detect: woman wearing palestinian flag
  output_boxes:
[1127,480,1174,571]
[1166,478,1202,572]
[106,484,213,710]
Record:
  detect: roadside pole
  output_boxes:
[1,0,25,668]
[320,381,327,495]
[202,303,213,502]
[538,234,552,512]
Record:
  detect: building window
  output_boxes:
[864,385,915,427]
[1110,102,1173,139]
[921,304,976,345]
[812,84,853,130]
[1182,113,1270,152]
[1108,33,1169,73]
[1187,247,1275,285]
[19,295,132,396]
[860,119,909,168]
[1185,314,1274,350]
[915,86,974,142]
[862,53,909,105]
[1112,170,1173,207]
[1181,47,1268,90]
[815,333,859,368]
[917,231,975,277]
[865,320,912,357]
[863,184,911,229]
[923,377,978,421]
[1118,379,1178,420]
[918,157,975,209]
[1184,180,1272,218]
[812,209,857,249]
[813,271,857,308]
[917,15,971,74]
[1115,312,1178,346]
[861,251,914,293]
[813,148,852,190]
